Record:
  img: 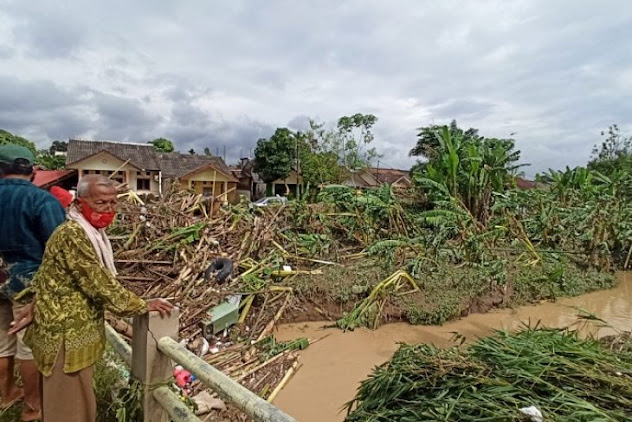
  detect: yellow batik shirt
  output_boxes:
[24,221,147,376]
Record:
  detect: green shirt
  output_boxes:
[24,221,147,376]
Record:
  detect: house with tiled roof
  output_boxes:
[343,167,412,189]
[65,139,238,202]
[370,167,412,188]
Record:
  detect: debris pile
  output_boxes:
[345,327,632,421]
[108,187,341,417]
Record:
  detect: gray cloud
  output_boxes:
[0,0,630,174]
[287,115,311,131]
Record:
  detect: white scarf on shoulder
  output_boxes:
[67,206,117,276]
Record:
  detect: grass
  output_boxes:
[291,256,616,329]
[345,326,632,421]
[292,259,391,306]
[403,259,616,326]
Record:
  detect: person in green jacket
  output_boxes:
[12,174,174,422]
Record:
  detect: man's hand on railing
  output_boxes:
[147,298,175,318]
[9,300,34,335]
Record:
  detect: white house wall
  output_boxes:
[68,151,160,194]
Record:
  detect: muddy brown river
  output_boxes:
[272,273,632,422]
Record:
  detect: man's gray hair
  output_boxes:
[77,174,117,198]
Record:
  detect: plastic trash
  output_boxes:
[198,338,210,356]
[519,405,543,422]
[173,367,192,388]
[193,391,227,415]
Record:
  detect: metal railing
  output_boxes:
[105,309,297,422]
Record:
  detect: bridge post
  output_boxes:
[132,308,180,422]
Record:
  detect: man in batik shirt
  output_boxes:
[14,174,173,422]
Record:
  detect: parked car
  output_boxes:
[252,196,289,207]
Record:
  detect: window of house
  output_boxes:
[137,178,151,191]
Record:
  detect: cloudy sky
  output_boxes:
[1,0,630,175]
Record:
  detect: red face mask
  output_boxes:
[79,200,116,229]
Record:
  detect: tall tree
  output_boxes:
[409,120,481,173]
[149,138,175,153]
[588,124,632,175]
[297,120,347,185]
[336,113,379,172]
[203,147,212,156]
[49,140,68,154]
[253,128,296,189]
[296,115,381,185]
[414,123,525,223]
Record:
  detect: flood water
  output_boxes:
[272,273,632,422]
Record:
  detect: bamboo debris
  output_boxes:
[110,190,335,407]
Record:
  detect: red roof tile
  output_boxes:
[33,170,74,188]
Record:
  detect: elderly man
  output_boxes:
[13,174,173,422]
[0,144,65,421]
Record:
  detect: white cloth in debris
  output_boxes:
[67,206,117,276]
[519,405,544,422]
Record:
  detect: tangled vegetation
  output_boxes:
[341,123,632,421]
[279,122,630,328]
[345,326,632,421]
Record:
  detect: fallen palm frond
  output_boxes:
[345,326,632,421]
[336,270,420,331]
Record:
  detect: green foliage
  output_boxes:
[336,113,380,172]
[256,336,309,360]
[49,140,67,154]
[346,327,632,421]
[300,149,346,186]
[588,124,632,175]
[318,184,413,244]
[297,121,346,185]
[115,379,143,422]
[253,128,296,184]
[0,129,37,156]
[413,123,524,224]
[94,347,129,422]
[498,166,632,270]
[148,138,175,153]
[36,150,66,169]
[409,119,481,164]
[297,115,381,186]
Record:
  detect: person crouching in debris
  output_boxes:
[10,174,174,422]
